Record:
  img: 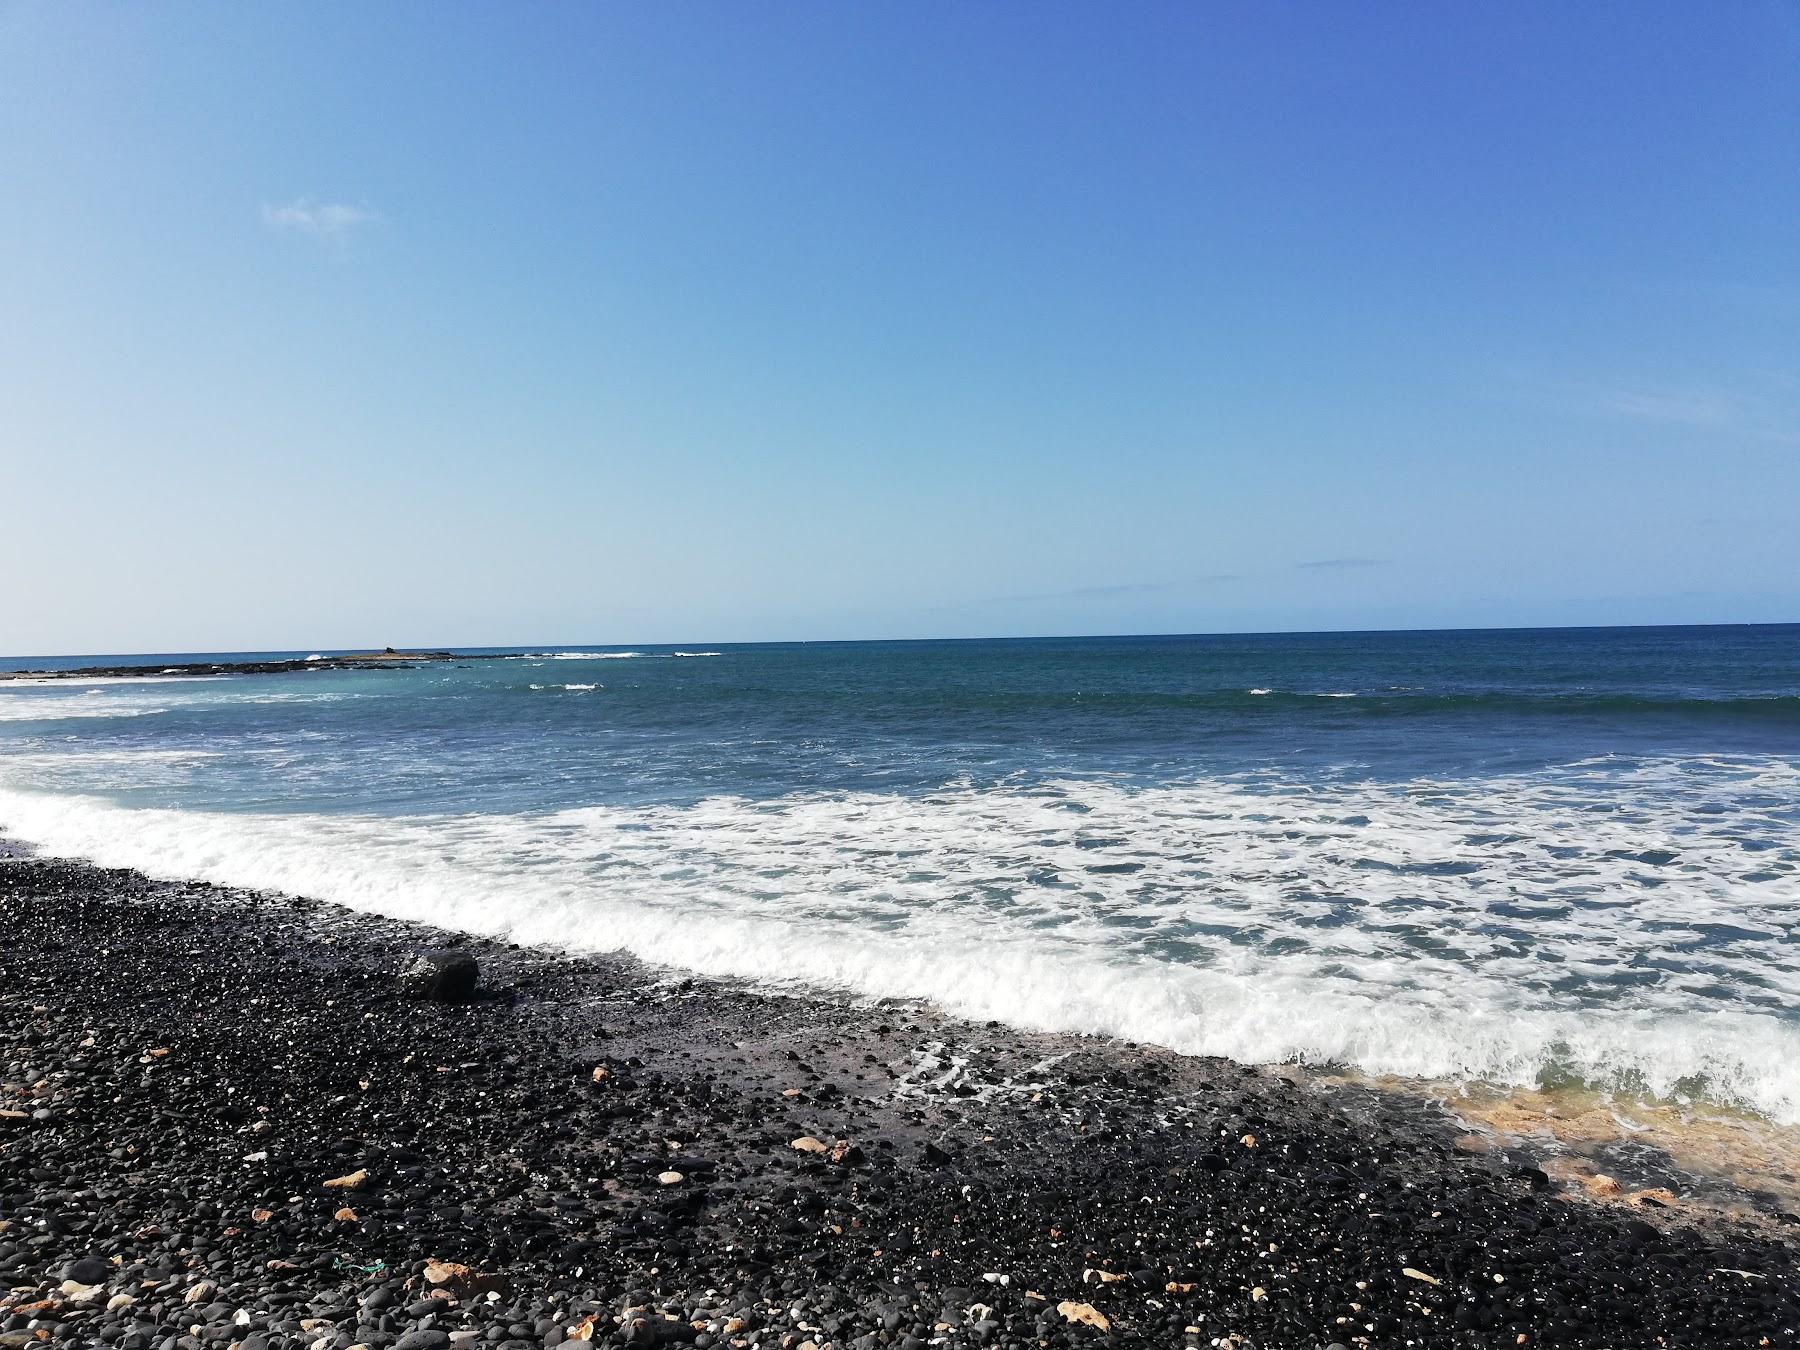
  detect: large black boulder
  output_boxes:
[398,949,479,1002]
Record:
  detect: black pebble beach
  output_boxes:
[2,855,1796,1349]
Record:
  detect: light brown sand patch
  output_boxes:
[1317,1071,1800,1222]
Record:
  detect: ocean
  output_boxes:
[2,626,1797,1123]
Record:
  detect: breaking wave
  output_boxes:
[2,756,1797,1123]
[516,651,647,661]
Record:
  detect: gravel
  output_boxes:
[1,854,1796,1348]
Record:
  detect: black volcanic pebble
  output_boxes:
[59,1254,111,1284]
[398,948,480,1001]
[0,855,1796,1350]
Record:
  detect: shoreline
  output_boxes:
[2,853,1796,1347]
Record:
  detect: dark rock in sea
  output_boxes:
[399,949,479,1001]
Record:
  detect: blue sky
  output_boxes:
[2,3,1797,653]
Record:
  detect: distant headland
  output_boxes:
[0,648,492,682]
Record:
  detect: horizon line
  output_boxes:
[6,616,1797,664]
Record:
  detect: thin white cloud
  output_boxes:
[261,198,381,241]
[1589,383,1798,446]
[1510,370,1799,447]
[1594,386,1741,429]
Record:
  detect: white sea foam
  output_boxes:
[511,650,716,661]
[0,749,226,795]
[1,748,223,768]
[515,651,646,661]
[0,695,172,722]
[0,681,360,722]
[1248,688,1273,696]
[1,675,231,687]
[2,758,1797,1121]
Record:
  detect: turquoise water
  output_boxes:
[2,626,1798,1118]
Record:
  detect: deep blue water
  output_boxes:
[2,626,1797,1119]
